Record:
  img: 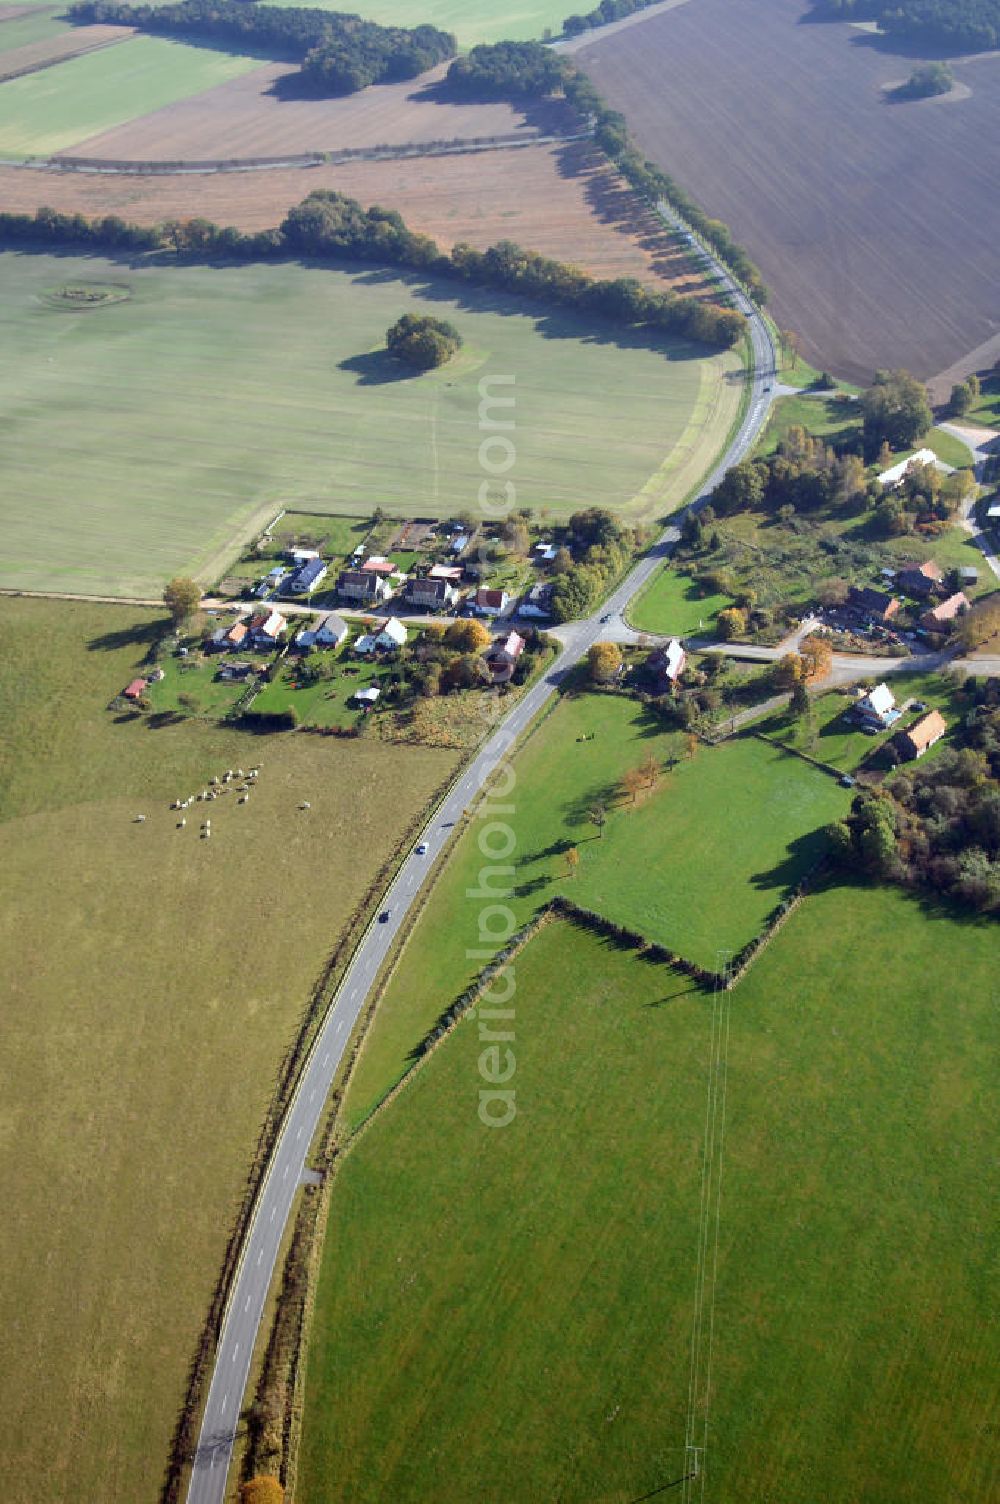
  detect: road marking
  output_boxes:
[309,1089,316,1103]
[270,1207,276,1222]
[245,1295,252,1312]
[322,1052,330,1067]
[295,1126,303,1141]
[257,1248,264,1265]
[232,1343,240,1363]
[220,1392,229,1414]
[282,1165,289,1179]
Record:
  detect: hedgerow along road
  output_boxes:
[185,238,777,1504]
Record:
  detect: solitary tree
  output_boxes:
[386,313,463,370]
[240,1479,284,1504]
[621,767,645,804]
[686,732,699,760]
[565,845,580,878]
[163,576,201,626]
[588,640,623,684]
[444,617,491,653]
[588,801,607,839]
[790,680,810,717]
[639,752,660,788]
[800,632,833,682]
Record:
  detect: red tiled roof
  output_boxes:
[124,678,147,699]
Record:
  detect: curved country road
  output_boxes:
[185,243,777,1504]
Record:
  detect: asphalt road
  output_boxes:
[185,236,778,1504]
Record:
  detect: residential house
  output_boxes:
[898,709,947,760]
[534,542,558,563]
[959,566,979,588]
[207,621,248,652]
[287,546,320,564]
[256,566,287,598]
[337,569,390,604]
[876,449,948,488]
[519,583,553,619]
[285,556,328,596]
[297,612,348,652]
[920,592,970,632]
[985,502,1000,520]
[847,586,902,626]
[896,560,944,598]
[474,587,509,617]
[354,685,381,707]
[404,575,457,611]
[123,677,147,701]
[855,682,900,731]
[428,565,463,582]
[450,533,469,556]
[247,608,286,648]
[376,617,407,652]
[646,638,687,694]
[483,630,525,682]
[218,660,253,682]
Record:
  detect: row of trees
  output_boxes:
[443,42,768,304]
[829,682,1000,912]
[68,1,456,94]
[548,511,643,623]
[563,0,665,38]
[0,195,744,350]
[811,0,1000,54]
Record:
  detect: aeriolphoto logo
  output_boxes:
[470,373,517,1127]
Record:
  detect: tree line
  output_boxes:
[0,192,744,349]
[810,0,1000,53]
[68,1,455,94]
[445,41,768,304]
[562,0,667,39]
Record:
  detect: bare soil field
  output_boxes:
[69,58,574,160]
[577,0,1000,385]
[0,141,709,292]
[0,23,132,81]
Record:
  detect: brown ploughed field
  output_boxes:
[0,141,710,292]
[577,0,1000,385]
[0,23,132,81]
[68,59,574,160]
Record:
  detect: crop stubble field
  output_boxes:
[0,251,739,596]
[301,888,998,1503]
[0,598,460,1504]
[577,0,1000,385]
[0,20,133,83]
[0,143,711,294]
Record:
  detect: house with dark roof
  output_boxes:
[285,556,328,596]
[847,586,902,625]
[403,575,456,611]
[896,560,944,598]
[646,639,686,694]
[297,612,349,652]
[337,569,390,604]
[483,630,525,682]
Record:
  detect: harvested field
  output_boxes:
[70,58,574,161]
[577,0,1000,385]
[0,23,132,82]
[0,142,710,294]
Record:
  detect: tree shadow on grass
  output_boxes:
[337,349,414,386]
[146,711,186,729]
[87,619,163,653]
[748,827,834,895]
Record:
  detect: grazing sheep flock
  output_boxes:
[140,765,267,836]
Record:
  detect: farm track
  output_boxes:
[0,25,132,84]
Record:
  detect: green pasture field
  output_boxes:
[0,252,739,597]
[760,670,967,774]
[0,34,259,157]
[266,0,570,47]
[628,561,733,635]
[301,887,998,1503]
[965,373,1000,429]
[344,691,847,1124]
[0,597,458,1504]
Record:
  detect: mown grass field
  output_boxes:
[628,560,733,635]
[0,34,259,157]
[267,0,570,47]
[0,251,739,596]
[0,6,67,55]
[301,886,998,1503]
[344,691,848,1124]
[0,597,459,1504]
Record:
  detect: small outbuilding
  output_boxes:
[123,678,147,701]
